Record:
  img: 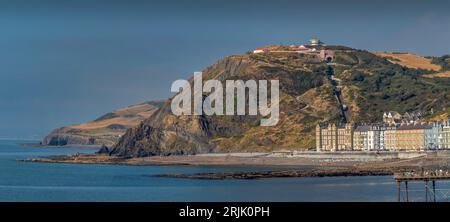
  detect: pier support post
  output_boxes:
[425,180,429,202]
[433,180,436,202]
[397,181,401,202]
[405,181,409,202]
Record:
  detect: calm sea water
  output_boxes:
[1,140,445,202]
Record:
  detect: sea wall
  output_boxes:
[268,151,429,161]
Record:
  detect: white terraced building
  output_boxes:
[439,121,450,149]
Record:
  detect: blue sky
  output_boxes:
[1,0,449,139]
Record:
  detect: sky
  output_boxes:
[1,0,450,139]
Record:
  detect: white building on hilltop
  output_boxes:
[309,37,324,46]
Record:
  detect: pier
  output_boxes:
[395,169,450,202]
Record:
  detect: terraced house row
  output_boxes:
[316,120,450,151]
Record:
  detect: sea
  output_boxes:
[0,140,447,202]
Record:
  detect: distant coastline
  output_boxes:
[18,142,102,149]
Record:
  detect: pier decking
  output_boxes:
[395,175,450,181]
[394,170,450,202]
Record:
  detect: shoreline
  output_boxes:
[20,151,450,179]
[154,168,395,180]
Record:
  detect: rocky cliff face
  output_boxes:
[109,49,338,157]
[42,101,164,146]
[108,46,450,157]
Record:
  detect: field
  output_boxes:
[423,71,450,78]
[375,52,441,71]
[70,103,155,130]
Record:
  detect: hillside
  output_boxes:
[42,101,164,146]
[105,46,450,157]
